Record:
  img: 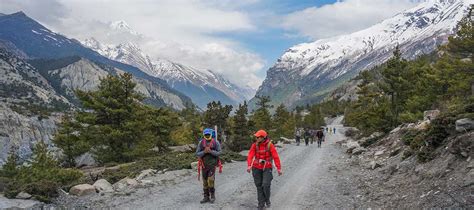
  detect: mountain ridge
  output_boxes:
[0,11,192,109]
[253,0,472,108]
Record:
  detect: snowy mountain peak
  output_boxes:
[109,20,139,35]
[255,0,471,108]
[81,37,255,107]
[278,0,470,77]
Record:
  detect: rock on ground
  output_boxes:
[15,192,32,199]
[135,169,157,181]
[69,184,96,196]
[93,179,114,193]
[455,118,474,132]
[113,177,139,191]
[0,195,42,209]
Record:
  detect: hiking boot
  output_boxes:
[200,196,210,204]
[200,189,210,204]
[265,201,271,207]
[209,192,215,203]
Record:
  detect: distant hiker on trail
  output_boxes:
[316,129,324,148]
[310,129,316,144]
[247,130,282,210]
[304,128,311,146]
[196,128,222,204]
[295,128,302,146]
[333,127,336,134]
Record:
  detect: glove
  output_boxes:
[247,166,252,173]
[278,170,282,176]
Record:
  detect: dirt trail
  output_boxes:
[64,116,366,209]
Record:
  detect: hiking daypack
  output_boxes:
[197,138,223,181]
[296,130,301,137]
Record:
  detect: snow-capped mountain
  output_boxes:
[82,23,255,108]
[109,20,140,36]
[0,11,192,109]
[253,0,472,108]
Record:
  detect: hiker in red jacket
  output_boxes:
[247,130,282,210]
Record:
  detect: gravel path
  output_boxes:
[60,116,367,209]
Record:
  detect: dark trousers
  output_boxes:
[252,168,273,207]
[202,167,216,195]
[305,138,309,146]
[317,137,322,147]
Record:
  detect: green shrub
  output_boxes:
[417,147,434,163]
[402,129,421,146]
[23,180,59,203]
[1,142,83,203]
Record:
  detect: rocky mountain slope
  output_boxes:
[0,44,190,166]
[82,29,255,108]
[339,114,473,208]
[0,11,191,108]
[0,48,66,165]
[253,0,472,108]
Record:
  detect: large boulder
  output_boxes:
[15,192,32,199]
[423,110,440,121]
[345,141,361,154]
[93,179,113,193]
[69,184,96,196]
[113,177,139,191]
[455,118,474,132]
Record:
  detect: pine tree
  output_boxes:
[54,73,180,164]
[380,46,410,127]
[1,146,19,178]
[229,101,252,151]
[179,102,202,142]
[250,95,273,133]
[52,115,89,167]
[281,111,296,138]
[303,104,325,129]
[203,101,233,140]
[30,140,58,170]
[273,104,290,139]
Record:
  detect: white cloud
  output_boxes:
[0,0,264,87]
[281,0,422,40]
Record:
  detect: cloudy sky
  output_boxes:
[0,0,422,87]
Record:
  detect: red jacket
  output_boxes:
[247,139,281,172]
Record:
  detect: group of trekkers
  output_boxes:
[294,127,328,147]
[195,128,282,210]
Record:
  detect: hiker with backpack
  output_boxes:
[247,130,282,210]
[295,128,302,146]
[196,128,222,204]
[304,128,311,146]
[316,129,324,148]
